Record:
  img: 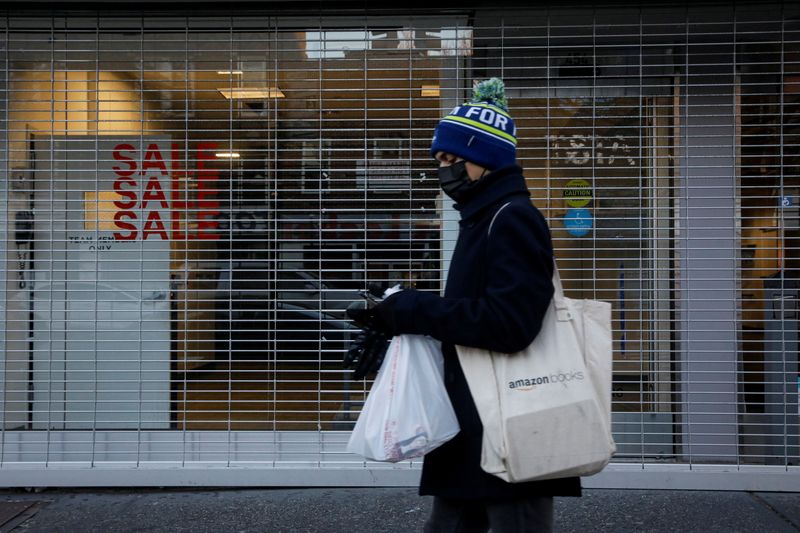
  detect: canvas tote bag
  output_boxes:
[456,205,616,483]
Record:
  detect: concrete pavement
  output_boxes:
[1,487,798,532]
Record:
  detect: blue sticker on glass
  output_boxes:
[563,208,593,237]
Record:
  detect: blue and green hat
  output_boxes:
[430,78,517,171]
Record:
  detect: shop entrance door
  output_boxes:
[31,137,171,430]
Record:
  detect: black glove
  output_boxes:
[346,302,390,334]
[343,326,390,380]
[345,284,401,334]
[342,291,396,379]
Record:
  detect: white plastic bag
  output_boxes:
[346,334,460,462]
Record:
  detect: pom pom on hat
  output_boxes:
[471,77,509,111]
[430,77,517,171]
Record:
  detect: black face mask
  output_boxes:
[438,160,481,203]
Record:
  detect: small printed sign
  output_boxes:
[563,208,593,237]
[564,179,592,208]
[781,196,794,208]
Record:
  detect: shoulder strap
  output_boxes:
[487,201,513,237]
[486,199,570,316]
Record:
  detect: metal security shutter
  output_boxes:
[0,2,798,489]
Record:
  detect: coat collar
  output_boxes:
[455,165,530,222]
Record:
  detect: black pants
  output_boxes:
[423,496,554,533]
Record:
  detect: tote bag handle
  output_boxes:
[488,201,570,318]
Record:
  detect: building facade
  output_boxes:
[0,0,798,489]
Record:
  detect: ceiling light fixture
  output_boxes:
[218,87,285,99]
[421,85,440,97]
[217,70,244,75]
[215,152,241,159]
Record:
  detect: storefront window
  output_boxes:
[2,19,453,432]
[0,14,741,462]
[2,17,680,436]
[739,38,800,464]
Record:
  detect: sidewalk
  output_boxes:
[1,487,798,532]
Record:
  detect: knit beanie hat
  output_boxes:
[430,78,517,171]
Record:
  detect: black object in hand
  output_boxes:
[343,327,390,380]
[343,291,396,379]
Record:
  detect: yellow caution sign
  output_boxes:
[564,179,592,208]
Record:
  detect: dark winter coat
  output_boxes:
[379,165,582,501]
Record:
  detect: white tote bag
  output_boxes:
[347,334,460,462]
[457,266,616,483]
